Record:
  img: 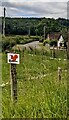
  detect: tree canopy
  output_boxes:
[2,17,69,40]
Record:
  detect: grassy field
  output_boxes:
[2,49,67,118]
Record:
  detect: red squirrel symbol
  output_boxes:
[10,55,18,62]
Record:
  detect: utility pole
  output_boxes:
[67,28,69,59]
[67,27,69,118]
[67,2,69,118]
[3,7,6,36]
[68,30,69,59]
[28,26,30,37]
[44,26,46,40]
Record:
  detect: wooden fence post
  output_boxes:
[53,45,55,58]
[50,49,52,57]
[10,64,17,103]
[58,67,62,80]
[8,53,19,103]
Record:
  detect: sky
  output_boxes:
[0,0,69,19]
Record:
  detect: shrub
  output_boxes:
[15,36,23,44]
[2,36,16,51]
[43,39,57,46]
[15,35,40,44]
[1,35,40,51]
[39,36,44,42]
[49,39,57,46]
[43,39,50,46]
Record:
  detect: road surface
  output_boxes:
[15,41,41,50]
[23,41,40,48]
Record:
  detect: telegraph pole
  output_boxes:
[67,27,69,118]
[28,26,30,37]
[44,26,46,40]
[67,28,69,59]
[44,26,45,40]
[3,7,6,36]
[67,28,69,60]
[67,2,69,118]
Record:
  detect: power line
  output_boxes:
[5,8,11,18]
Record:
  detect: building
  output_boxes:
[47,32,64,48]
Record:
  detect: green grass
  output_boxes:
[2,49,67,118]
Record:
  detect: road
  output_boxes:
[23,41,40,48]
[15,41,41,50]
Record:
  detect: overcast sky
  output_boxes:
[0,0,69,19]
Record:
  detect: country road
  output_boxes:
[14,41,42,50]
[23,41,40,48]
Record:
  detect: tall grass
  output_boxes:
[2,49,67,118]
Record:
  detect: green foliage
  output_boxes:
[2,36,16,51]
[43,39,50,46]
[1,35,40,51]
[43,39,57,46]
[14,35,40,44]
[4,17,69,37]
[49,39,57,46]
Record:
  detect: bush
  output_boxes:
[1,35,40,51]
[15,35,40,44]
[39,36,44,42]
[15,36,23,44]
[49,39,57,46]
[2,36,16,51]
[43,39,50,46]
[43,39,57,46]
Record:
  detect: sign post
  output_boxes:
[8,53,19,103]
[10,64,17,102]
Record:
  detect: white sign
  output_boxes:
[7,53,20,64]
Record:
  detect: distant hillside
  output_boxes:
[2,17,69,37]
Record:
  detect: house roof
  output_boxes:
[47,32,63,40]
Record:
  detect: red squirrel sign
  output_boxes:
[8,53,20,64]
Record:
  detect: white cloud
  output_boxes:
[0,6,3,16]
[1,1,68,18]
[2,0,68,2]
